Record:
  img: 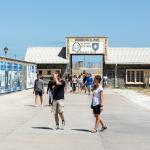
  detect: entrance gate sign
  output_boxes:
[67,37,106,54]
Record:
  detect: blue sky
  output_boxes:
[0,0,150,59]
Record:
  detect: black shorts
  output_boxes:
[35,90,43,97]
[72,83,76,91]
[93,105,100,114]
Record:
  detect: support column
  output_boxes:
[115,64,118,88]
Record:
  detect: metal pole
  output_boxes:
[115,64,118,88]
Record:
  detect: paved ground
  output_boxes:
[113,89,150,110]
[0,88,150,150]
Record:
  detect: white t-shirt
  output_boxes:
[78,78,83,84]
[72,77,77,83]
[92,86,103,107]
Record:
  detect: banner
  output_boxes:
[26,64,37,89]
[0,61,23,94]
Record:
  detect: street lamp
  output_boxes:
[3,47,8,57]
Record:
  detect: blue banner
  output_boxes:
[0,61,23,94]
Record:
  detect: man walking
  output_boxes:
[33,74,44,106]
[52,72,66,129]
[86,73,93,95]
[72,75,77,93]
[103,74,108,88]
[47,76,54,106]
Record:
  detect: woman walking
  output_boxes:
[77,75,83,93]
[91,75,107,133]
[72,75,77,93]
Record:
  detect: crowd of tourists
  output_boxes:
[33,72,107,133]
[68,73,96,94]
[68,73,108,93]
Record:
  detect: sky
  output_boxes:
[0,0,150,59]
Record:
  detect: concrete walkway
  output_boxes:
[113,89,150,110]
[0,89,150,150]
[0,90,103,150]
[101,89,150,150]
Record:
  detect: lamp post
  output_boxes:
[14,54,16,59]
[3,47,8,58]
[3,47,8,91]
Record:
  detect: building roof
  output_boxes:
[25,47,69,64]
[0,56,36,64]
[105,47,150,65]
[66,36,108,38]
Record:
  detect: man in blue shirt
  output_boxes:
[86,73,93,95]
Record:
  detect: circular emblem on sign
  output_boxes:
[72,42,81,52]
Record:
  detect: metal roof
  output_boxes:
[25,47,69,64]
[66,36,108,38]
[0,56,36,64]
[105,47,150,64]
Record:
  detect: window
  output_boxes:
[47,70,51,75]
[126,70,144,84]
[136,71,144,82]
[39,70,42,75]
[127,71,135,82]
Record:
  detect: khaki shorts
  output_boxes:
[52,99,64,114]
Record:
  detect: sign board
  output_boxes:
[0,61,23,93]
[26,64,37,89]
[67,37,107,54]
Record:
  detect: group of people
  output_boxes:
[33,72,107,132]
[69,73,94,94]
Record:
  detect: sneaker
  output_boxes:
[91,128,97,133]
[62,120,65,130]
[56,125,59,130]
[49,104,52,106]
[100,126,107,132]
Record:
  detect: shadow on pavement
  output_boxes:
[71,129,91,132]
[25,104,52,107]
[44,105,52,107]
[32,127,53,130]
[24,105,37,107]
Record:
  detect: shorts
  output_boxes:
[52,99,64,114]
[35,90,43,97]
[87,85,92,90]
[93,105,100,114]
[79,82,83,88]
[72,83,76,91]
